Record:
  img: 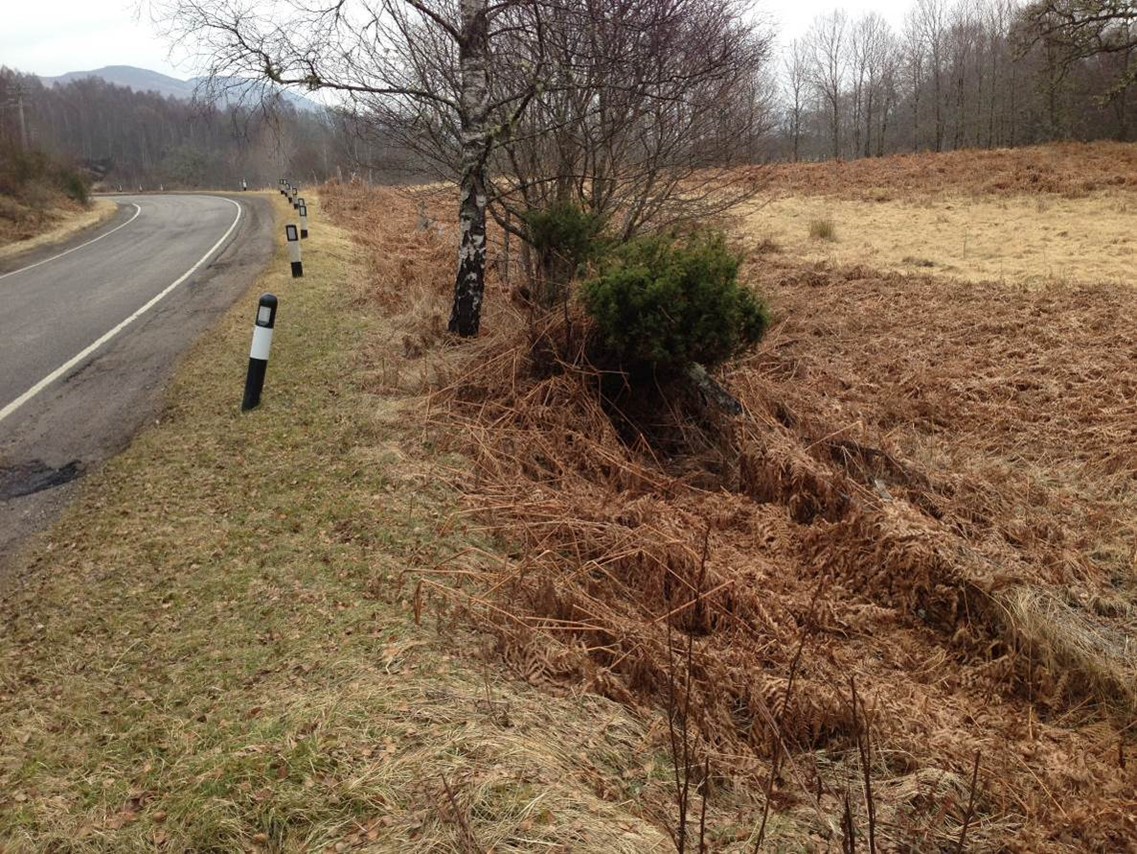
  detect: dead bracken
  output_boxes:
[324,144,1137,851]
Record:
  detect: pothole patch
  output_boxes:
[0,460,84,500]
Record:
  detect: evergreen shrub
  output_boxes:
[580,231,768,375]
[523,202,608,306]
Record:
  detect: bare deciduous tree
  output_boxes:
[784,39,808,162]
[163,0,543,336]
[1021,0,1137,137]
[490,0,771,249]
[806,10,849,159]
[1024,0,1137,72]
[901,7,928,151]
[915,0,950,151]
[163,0,771,332]
[850,13,895,158]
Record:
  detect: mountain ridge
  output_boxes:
[39,65,322,112]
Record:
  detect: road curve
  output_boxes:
[1,195,247,415]
[0,193,274,578]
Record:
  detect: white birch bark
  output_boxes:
[448,0,491,337]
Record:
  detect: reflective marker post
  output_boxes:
[286,224,303,277]
[299,203,309,239]
[279,179,286,196]
[292,188,301,211]
[241,294,278,411]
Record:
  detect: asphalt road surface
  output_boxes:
[0,193,274,581]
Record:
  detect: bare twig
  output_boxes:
[439,773,485,854]
[699,757,710,853]
[667,530,713,853]
[850,676,877,854]
[666,608,687,852]
[956,750,982,853]
[841,792,856,854]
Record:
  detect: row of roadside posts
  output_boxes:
[240,178,315,411]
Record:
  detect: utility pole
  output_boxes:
[4,82,30,150]
[11,83,29,150]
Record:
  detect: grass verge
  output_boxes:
[0,198,116,260]
[0,193,670,851]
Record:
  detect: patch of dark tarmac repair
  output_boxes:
[0,460,84,500]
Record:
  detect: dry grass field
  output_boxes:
[736,142,1137,285]
[319,142,1137,850]
[742,142,1137,287]
[743,193,1137,285]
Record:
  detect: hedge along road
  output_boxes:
[0,193,275,579]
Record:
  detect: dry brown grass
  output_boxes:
[741,141,1137,285]
[0,196,112,254]
[741,192,1137,286]
[320,144,1137,852]
[752,141,1137,200]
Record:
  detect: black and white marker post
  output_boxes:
[286,224,303,277]
[279,179,286,196]
[299,203,309,239]
[292,189,301,211]
[241,294,278,411]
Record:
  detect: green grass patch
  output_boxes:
[0,193,670,851]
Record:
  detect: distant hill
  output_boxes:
[39,65,322,113]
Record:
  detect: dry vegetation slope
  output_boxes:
[0,148,100,252]
[0,198,116,262]
[323,141,1137,851]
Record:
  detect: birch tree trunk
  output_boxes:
[448,0,491,338]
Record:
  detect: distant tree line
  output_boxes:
[0,68,412,189]
[773,0,1137,162]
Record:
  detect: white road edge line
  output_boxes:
[0,198,243,425]
[0,202,143,282]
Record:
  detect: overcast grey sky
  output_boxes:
[3,1,182,77]
[3,0,913,80]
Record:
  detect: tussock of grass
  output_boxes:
[1008,586,1137,710]
[808,218,835,241]
[0,192,671,850]
[752,236,781,255]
